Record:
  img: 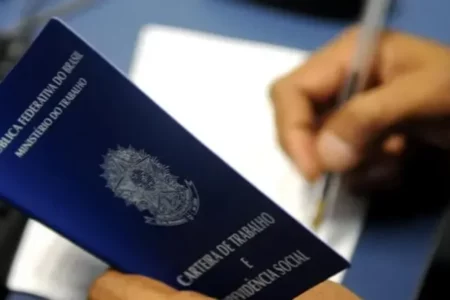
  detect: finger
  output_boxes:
[89,270,174,300]
[270,76,319,181]
[344,151,403,195]
[374,30,450,82]
[382,134,406,155]
[403,117,450,150]
[294,280,360,300]
[317,69,450,172]
[171,291,216,300]
[89,270,212,300]
[345,134,405,194]
[270,29,355,181]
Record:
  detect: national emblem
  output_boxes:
[100,146,200,226]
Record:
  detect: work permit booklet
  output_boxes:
[0,19,348,299]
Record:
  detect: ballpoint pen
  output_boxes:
[312,0,392,230]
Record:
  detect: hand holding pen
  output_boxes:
[269,2,450,226]
[312,0,393,228]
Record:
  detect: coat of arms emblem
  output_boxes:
[100,146,200,226]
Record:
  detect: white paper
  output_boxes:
[7,220,108,300]
[129,25,368,282]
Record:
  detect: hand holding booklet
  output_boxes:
[0,19,349,299]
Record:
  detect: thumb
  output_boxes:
[294,280,360,300]
[316,69,450,172]
[89,270,212,300]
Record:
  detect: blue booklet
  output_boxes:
[0,19,349,299]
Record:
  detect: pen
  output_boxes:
[312,0,392,230]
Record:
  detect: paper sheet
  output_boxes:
[6,24,367,299]
[129,25,368,282]
[7,220,108,300]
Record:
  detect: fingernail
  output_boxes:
[317,131,358,171]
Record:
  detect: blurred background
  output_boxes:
[1,1,450,300]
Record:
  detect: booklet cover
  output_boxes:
[0,19,349,299]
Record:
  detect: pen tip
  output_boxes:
[312,200,326,231]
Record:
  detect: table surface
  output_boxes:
[2,1,450,299]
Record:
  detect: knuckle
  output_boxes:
[268,76,289,105]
